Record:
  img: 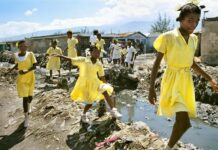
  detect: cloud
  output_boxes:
[1,0,218,38]
[99,0,173,22]
[200,0,218,17]
[0,17,112,38]
[24,8,38,16]
[99,0,218,22]
[47,16,114,29]
[0,21,40,37]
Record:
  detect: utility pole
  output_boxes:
[202,10,209,27]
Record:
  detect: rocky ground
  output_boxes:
[0,64,203,150]
[134,54,218,126]
[0,51,217,149]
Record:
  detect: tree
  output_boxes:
[150,13,174,33]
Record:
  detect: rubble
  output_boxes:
[0,53,217,149]
[197,102,218,126]
[105,65,139,91]
[0,50,15,63]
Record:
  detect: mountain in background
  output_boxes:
[0,21,153,42]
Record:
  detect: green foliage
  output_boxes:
[151,13,174,33]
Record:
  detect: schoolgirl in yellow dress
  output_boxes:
[120,44,127,66]
[148,3,218,150]
[96,33,106,64]
[53,45,122,123]
[46,39,62,79]
[66,30,78,72]
[7,40,37,128]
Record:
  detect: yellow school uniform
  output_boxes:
[15,51,37,98]
[70,57,113,104]
[153,28,198,118]
[96,39,106,57]
[121,48,127,56]
[67,37,78,58]
[46,46,62,70]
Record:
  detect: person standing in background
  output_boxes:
[96,33,106,64]
[89,30,98,46]
[46,39,62,80]
[66,30,78,72]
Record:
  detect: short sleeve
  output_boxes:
[96,42,101,50]
[46,48,51,54]
[73,38,78,45]
[30,52,37,64]
[75,39,78,44]
[89,36,93,43]
[98,64,105,77]
[153,34,168,54]
[103,39,105,45]
[58,47,63,55]
[193,35,199,51]
[71,57,85,66]
[14,53,18,64]
[133,47,137,53]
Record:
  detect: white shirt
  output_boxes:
[112,44,121,59]
[89,35,97,45]
[125,46,136,64]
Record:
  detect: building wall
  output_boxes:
[194,32,201,57]
[26,35,114,56]
[26,37,68,54]
[201,20,218,66]
[146,33,160,53]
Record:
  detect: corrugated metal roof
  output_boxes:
[29,32,118,39]
[205,17,218,21]
[117,32,146,38]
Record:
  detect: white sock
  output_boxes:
[28,103,32,113]
[24,113,29,127]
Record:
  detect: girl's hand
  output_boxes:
[148,87,157,105]
[209,79,218,93]
[19,70,28,75]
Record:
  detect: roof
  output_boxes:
[147,32,161,38]
[205,17,218,21]
[3,32,147,42]
[77,33,117,38]
[117,32,146,38]
[29,32,118,40]
[29,32,78,39]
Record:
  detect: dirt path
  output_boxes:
[0,62,206,150]
[0,70,69,150]
[0,82,44,150]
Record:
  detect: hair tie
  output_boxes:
[176,0,202,11]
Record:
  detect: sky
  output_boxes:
[0,0,217,38]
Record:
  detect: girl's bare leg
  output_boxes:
[168,112,191,148]
[102,91,114,109]
[83,104,92,114]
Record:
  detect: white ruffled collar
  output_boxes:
[15,51,29,62]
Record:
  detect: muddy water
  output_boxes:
[115,93,218,150]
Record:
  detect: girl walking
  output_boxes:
[148,3,218,149]
[7,40,37,127]
[53,45,122,123]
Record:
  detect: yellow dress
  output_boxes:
[67,37,78,58]
[153,28,198,118]
[14,51,37,98]
[46,46,62,70]
[70,57,113,104]
[121,48,127,56]
[96,39,105,57]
